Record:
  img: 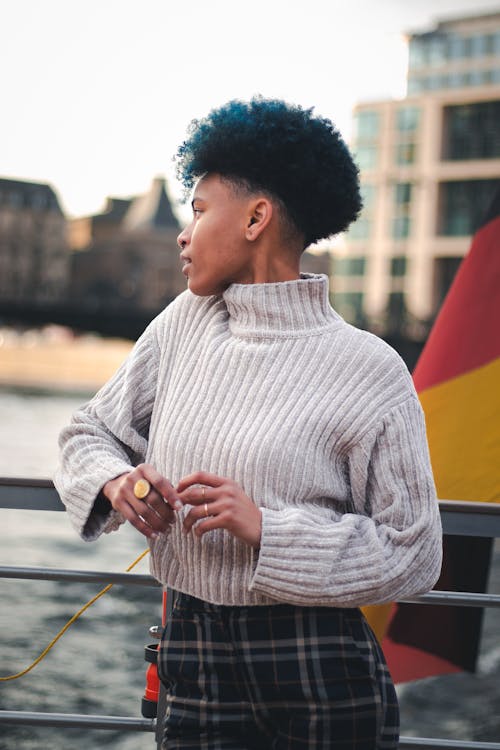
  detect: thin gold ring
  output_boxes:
[201,486,206,500]
[204,502,209,518]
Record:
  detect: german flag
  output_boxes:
[370,188,500,682]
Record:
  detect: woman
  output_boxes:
[56,97,442,749]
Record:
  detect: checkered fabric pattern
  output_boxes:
[158,592,399,749]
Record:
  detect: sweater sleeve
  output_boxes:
[53,315,163,541]
[250,396,443,607]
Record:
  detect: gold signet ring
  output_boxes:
[133,479,151,499]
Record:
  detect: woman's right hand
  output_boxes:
[102,463,182,540]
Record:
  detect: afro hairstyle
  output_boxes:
[174,97,362,247]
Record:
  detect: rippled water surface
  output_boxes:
[0,389,498,748]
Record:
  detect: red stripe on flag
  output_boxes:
[413,215,500,393]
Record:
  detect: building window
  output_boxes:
[348,184,376,240]
[386,292,407,332]
[354,145,378,170]
[433,257,462,311]
[429,35,446,64]
[448,35,465,59]
[353,112,380,171]
[442,101,500,160]
[354,111,380,140]
[448,71,464,88]
[392,183,412,239]
[390,256,407,277]
[407,77,424,94]
[334,257,366,276]
[395,183,412,205]
[470,33,489,58]
[409,39,427,69]
[388,291,406,316]
[392,216,410,239]
[9,191,22,208]
[32,192,46,210]
[333,292,364,325]
[429,73,449,91]
[395,142,416,165]
[438,179,500,236]
[469,69,486,86]
[348,219,371,240]
[396,107,420,132]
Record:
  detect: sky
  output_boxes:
[1,0,500,220]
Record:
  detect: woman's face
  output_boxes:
[178,174,256,296]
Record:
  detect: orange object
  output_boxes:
[142,643,160,718]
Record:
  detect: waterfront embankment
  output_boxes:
[0,327,132,394]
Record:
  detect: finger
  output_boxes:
[145,494,176,523]
[177,484,217,506]
[114,497,162,539]
[127,486,176,532]
[135,464,183,511]
[140,485,177,523]
[192,514,227,539]
[176,471,225,494]
[183,499,224,534]
[141,499,175,532]
[128,498,173,534]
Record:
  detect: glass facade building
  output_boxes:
[332,11,500,332]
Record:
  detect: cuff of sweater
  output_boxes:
[249,506,329,604]
[65,461,133,541]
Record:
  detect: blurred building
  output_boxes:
[335,11,500,334]
[69,176,185,312]
[300,249,331,278]
[0,177,68,303]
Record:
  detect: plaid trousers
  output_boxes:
[157,592,399,749]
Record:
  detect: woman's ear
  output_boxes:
[245,198,273,240]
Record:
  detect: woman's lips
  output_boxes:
[180,255,192,276]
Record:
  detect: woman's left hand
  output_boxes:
[176,471,262,549]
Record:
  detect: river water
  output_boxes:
[0,389,498,748]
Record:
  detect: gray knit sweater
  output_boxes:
[55,274,442,607]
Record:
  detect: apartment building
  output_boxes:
[335,11,500,334]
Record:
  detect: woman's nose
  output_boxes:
[177,228,189,249]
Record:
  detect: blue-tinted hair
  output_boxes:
[175,97,362,247]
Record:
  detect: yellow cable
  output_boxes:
[0,548,150,682]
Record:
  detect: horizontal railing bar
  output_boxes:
[439,500,500,537]
[0,710,156,731]
[0,565,158,587]
[402,590,500,608]
[0,477,54,488]
[0,711,497,749]
[0,479,63,511]
[0,565,499,607]
[2,479,500,536]
[398,738,500,749]
[438,499,500,516]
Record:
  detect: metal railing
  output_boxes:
[1,477,500,750]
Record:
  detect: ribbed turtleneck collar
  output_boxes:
[222,273,341,339]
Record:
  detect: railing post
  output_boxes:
[156,589,173,749]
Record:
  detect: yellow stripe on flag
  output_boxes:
[362,603,393,641]
[363,357,499,642]
[419,357,500,504]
